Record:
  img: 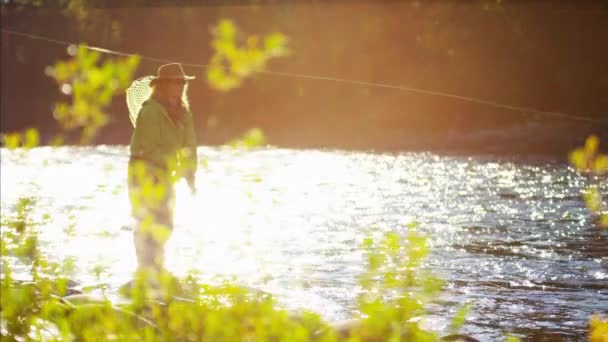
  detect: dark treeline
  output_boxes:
[2,0,608,155]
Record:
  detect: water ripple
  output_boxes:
[1,146,604,340]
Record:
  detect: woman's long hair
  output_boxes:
[150,80,190,124]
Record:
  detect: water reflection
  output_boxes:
[1,146,606,341]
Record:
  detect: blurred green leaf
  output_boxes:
[594,155,608,174]
[449,303,471,333]
[584,188,602,213]
[590,314,608,342]
[585,135,599,156]
[599,214,608,229]
[264,33,289,57]
[3,132,21,149]
[23,129,39,148]
[570,136,607,230]
[207,19,288,92]
[569,148,586,171]
[48,46,140,144]
[216,19,237,41]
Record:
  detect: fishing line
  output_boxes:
[2,27,607,126]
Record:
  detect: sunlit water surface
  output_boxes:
[1,146,607,341]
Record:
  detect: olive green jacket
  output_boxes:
[129,98,197,180]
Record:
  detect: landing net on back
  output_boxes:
[126,76,155,127]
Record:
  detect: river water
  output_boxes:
[1,146,606,341]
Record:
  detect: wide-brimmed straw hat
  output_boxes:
[126,63,195,127]
[150,63,195,85]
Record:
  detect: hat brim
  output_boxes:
[149,76,195,87]
[151,75,195,81]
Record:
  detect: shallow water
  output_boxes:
[1,146,607,341]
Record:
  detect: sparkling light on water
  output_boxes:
[1,146,606,340]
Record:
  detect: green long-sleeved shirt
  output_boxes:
[129,98,197,179]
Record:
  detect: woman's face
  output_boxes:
[167,80,186,101]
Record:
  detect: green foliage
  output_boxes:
[590,315,608,342]
[1,128,39,149]
[353,222,444,341]
[449,303,471,334]
[2,196,473,341]
[207,19,289,91]
[228,128,266,149]
[2,199,75,341]
[569,135,608,228]
[570,135,608,175]
[568,136,608,341]
[1,197,330,341]
[47,45,140,144]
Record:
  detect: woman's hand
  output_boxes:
[187,176,197,195]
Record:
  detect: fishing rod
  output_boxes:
[2,27,607,127]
